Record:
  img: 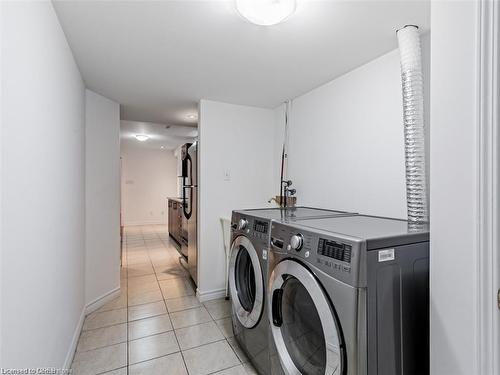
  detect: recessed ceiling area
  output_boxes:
[53,0,430,126]
[120,121,198,150]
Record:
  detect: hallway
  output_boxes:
[71,225,257,375]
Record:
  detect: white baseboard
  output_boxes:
[85,286,121,315]
[63,308,85,369]
[196,287,227,302]
[63,286,121,369]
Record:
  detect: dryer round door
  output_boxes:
[268,260,344,375]
[229,235,264,328]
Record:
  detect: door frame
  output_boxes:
[477,0,499,373]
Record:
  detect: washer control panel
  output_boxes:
[253,219,269,234]
[270,222,360,286]
[231,213,271,244]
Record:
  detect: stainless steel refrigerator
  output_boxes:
[181,142,198,285]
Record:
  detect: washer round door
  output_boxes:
[229,235,264,328]
[268,260,344,375]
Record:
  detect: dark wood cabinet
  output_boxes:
[168,200,172,233]
[168,198,183,248]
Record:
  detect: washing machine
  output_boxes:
[267,215,429,375]
[229,207,355,375]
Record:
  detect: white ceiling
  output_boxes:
[121,121,198,150]
[53,0,430,126]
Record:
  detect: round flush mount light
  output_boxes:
[235,0,297,26]
[186,114,197,120]
[135,134,150,142]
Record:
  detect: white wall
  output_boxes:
[198,100,275,298]
[276,35,430,219]
[1,1,85,367]
[430,2,480,374]
[121,145,178,226]
[85,90,121,306]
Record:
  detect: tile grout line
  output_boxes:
[95,365,128,375]
[128,350,184,369]
[206,362,245,375]
[75,331,128,354]
[81,314,128,332]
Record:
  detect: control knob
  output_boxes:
[290,234,304,251]
[237,218,248,230]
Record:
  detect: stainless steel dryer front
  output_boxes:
[267,215,429,375]
[229,207,354,375]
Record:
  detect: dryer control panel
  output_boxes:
[270,222,362,287]
[317,239,352,263]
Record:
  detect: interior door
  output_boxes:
[229,235,264,328]
[268,260,344,375]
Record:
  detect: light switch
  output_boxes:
[224,169,231,181]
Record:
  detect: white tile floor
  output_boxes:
[71,225,258,375]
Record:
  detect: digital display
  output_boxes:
[318,238,352,263]
[254,220,269,234]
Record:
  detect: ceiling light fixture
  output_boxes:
[235,0,297,26]
[160,146,165,149]
[186,114,197,120]
[135,134,150,142]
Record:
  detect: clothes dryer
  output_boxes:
[267,215,429,375]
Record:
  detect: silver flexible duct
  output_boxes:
[397,25,429,223]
